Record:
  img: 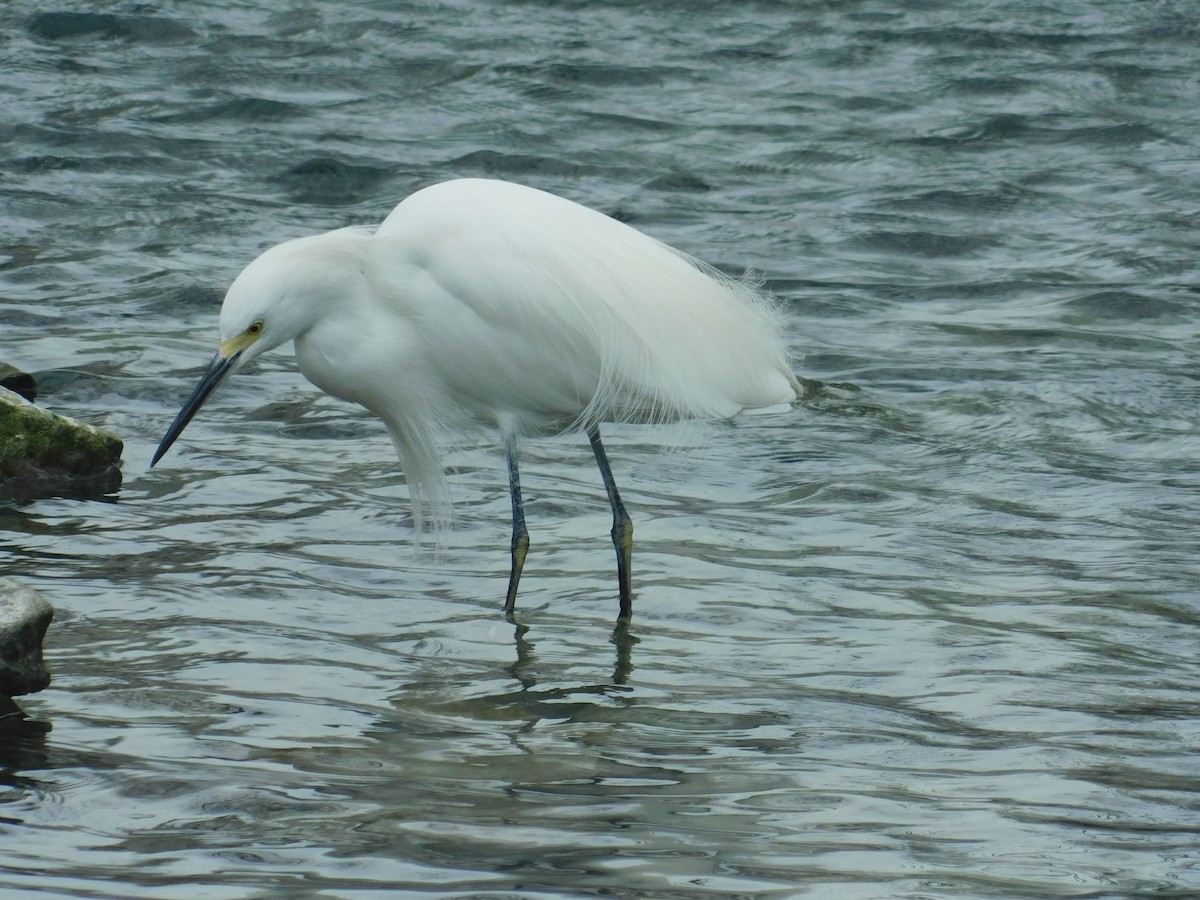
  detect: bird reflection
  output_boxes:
[504,609,639,694]
[505,614,537,690]
[610,620,638,686]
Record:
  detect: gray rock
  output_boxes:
[0,579,53,697]
[0,383,123,497]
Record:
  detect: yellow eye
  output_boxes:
[247,321,264,336]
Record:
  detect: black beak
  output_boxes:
[151,352,240,467]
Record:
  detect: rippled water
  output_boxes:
[2,2,1198,897]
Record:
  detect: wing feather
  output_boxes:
[374,179,796,431]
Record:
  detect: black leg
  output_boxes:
[587,424,633,621]
[504,430,529,615]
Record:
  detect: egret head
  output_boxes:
[151,231,366,467]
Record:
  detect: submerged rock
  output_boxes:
[0,381,123,497]
[0,578,53,698]
[0,362,36,402]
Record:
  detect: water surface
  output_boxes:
[2,1,1198,897]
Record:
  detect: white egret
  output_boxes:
[152,178,806,621]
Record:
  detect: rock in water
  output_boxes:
[0,382,123,497]
[0,362,36,402]
[0,579,54,698]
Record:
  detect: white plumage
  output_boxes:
[154,178,804,620]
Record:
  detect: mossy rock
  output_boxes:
[0,386,123,497]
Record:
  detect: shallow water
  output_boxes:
[2,1,1199,897]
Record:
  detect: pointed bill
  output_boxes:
[151,351,240,467]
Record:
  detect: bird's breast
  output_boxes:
[293,318,397,413]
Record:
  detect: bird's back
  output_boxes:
[372,178,798,430]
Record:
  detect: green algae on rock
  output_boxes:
[0,385,123,497]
